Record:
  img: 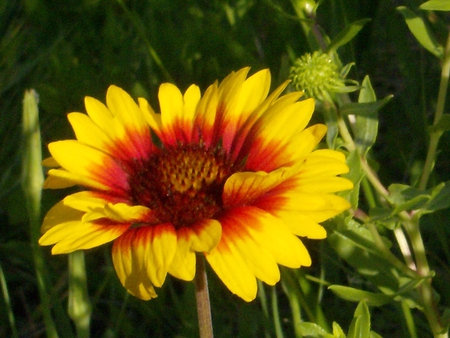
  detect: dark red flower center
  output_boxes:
[128,145,239,228]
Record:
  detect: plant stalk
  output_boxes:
[195,255,214,338]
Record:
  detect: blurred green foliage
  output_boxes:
[2,0,450,337]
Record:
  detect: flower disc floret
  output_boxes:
[128,144,239,228]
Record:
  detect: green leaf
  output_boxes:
[368,207,399,228]
[297,322,334,337]
[386,182,450,217]
[351,77,390,156]
[328,285,393,306]
[388,184,430,215]
[370,332,383,338]
[348,301,371,338]
[332,322,347,338]
[342,150,363,209]
[320,102,339,149]
[428,114,450,133]
[397,6,444,59]
[340,95,393,116]
[421,181,450,214]
[328,220,401,295]
[327,19,372,54]
[341,62,355,79]
[358,75,377,103]
[420,0,450,11]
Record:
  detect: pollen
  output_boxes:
[128,145,237,228]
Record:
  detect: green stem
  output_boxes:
[401,300,418,338]
[290,0,326,51]
[22,90,59,338]
[402,218,447,338]
[194,255,214,338]
[271,286,284,338]
[68,251,92,338]
[366,223,419,280]
[419,33,450,190]
[393,227,416,270]
[0,262,18,338]
[257,281,273,338]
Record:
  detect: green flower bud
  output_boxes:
[290,51,350,101]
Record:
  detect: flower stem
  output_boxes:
[419,33,450,190]
[195,255,214,338]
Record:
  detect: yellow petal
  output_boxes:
[39,221,130,254]
[167,234,196,281]
[82,203,151,223]
[112,225,177,295]
[106,85,148,133]
[44,168,107,190]
[43,172,77,189]
[251,80,293,120]
[206,240,258,302]
[276,212,327,239]
[68,112,111,150]
[112,232,158,300]
[245,123,327,172]
[183,84,201,125]
[143,224,177,287]
[138,97,162,133]
[42,156,59,167]
[206,206,312,301]
[188,219,222,252]
[223,166,295,207]
[299,150,350,178]
[222,206,311,268]
[227,69,271,122]
[193,81,219,147]
[158,83,184,145]
[63,191,114,212]
[48,140,129,193]
[84,95,114,129]
[41,200,84,233]
[295,177,354,194]
[286,193,351,222]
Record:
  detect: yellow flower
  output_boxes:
[39,68,353,301]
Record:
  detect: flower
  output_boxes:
[39,67,353,302]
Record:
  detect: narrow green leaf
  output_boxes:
[328,221,401,296]
[389,183,435,212]
[370,332,383,338]
[321,104,339,149]
[422,181,450,213]
[420,0,450,11]
[387,182,450,216]
[352,77,388,156]
[328,286,393,306]
[340,95,393,116]
[358,75,377,103]
[297,322,331,337]
[342,150,363,209]
[348,301,371,338]
[327,19,372,54]
[332,322,346,338]
[397,6,444,59]
[368,207,397,223]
